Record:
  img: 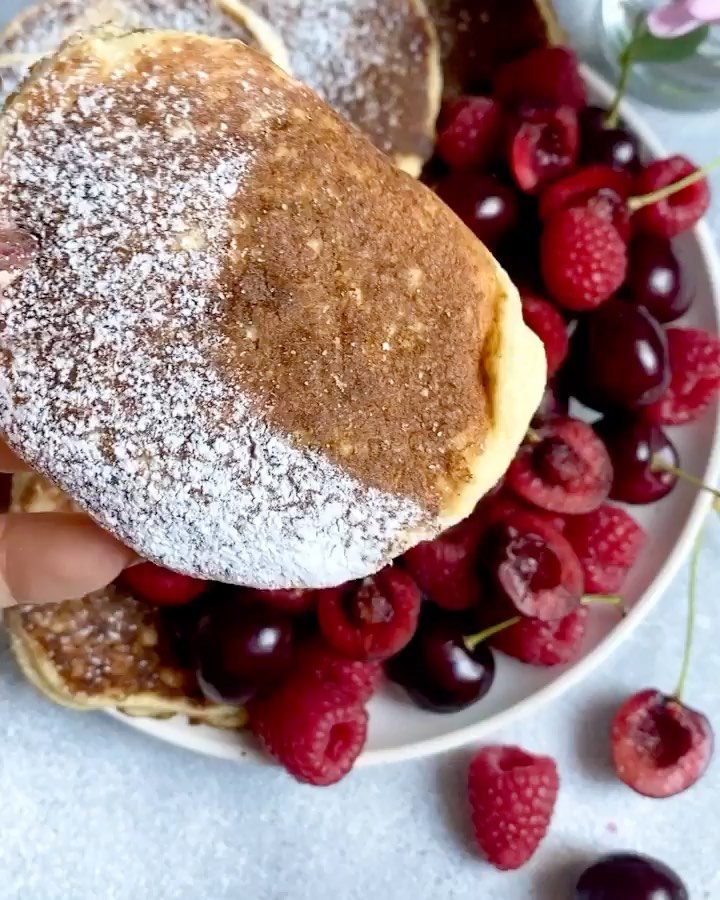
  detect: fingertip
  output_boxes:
[0,513,135,607]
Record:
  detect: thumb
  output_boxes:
[0,513,136,608]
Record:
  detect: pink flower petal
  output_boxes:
[687,0,720,22]
[647,0,705,36]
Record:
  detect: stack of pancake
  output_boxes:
[0,2,557,725]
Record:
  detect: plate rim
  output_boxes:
[108,63,720,766]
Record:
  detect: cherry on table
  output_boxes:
[575,852,688,900]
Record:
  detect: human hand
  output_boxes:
[0,439,135,609]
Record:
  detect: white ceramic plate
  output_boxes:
[109,64,720,766]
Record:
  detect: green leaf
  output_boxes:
[631,23,710,63]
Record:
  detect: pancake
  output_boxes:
[224,0,442,176]
[0,0,290,107]
[425,0,564,97]
[0,29,545,590]
[4,473,245,726]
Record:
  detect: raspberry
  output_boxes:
[483,491,567,533]
[436,96,504,170]
[249,676,368,786]
[506,417,613,515]
[508,106,579,193]
[564,503,646,594]
[120,562,208,606]
[484,512,584,620]
[539,165,633,241]
[467,745,559,870]
[490,607,588,666]
[243,586,319,615]
[521,293,569,377]
[296,639,382,703]
[494,47,586,109]
[541,207,628,310]
[632,155,710,238]
[317,566,422,660]
[644,327,720,425]
[401,513,486,610]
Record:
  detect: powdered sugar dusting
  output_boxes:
[248,0,436,158]
[0,0,257,106]
[0,39,426,588]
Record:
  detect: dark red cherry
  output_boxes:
[624,235,690,323]
[575,852,688,900]
[531,379,570,426]
[567,299,670,412]
[580,106,641,174]
[385,612,495,713]
[195,599,294,706]
[595,415,678,504]
[436,172,519,247]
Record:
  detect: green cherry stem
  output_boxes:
[628,154,720,212]
[463,617,521,652]
[606,12,645,129]
[582,594,624,608]
[674,523,705,701]
[651,455,720,510]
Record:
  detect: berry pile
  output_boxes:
[110,46,719,805]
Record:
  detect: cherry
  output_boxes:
[195,599,294,706]
[483,513,584,621]
[575,853,688,900]
[624,235,690,323]
[611,688,713,798]
[580,106,641,174]
[567,299,670,412]
[385,611,495,712]
[508,105,579,193]
[120,562,209,606]
[611,533,713,798]
[435,172,519,247]
[594,415,679,504]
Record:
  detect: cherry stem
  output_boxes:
[582,594,623,607]
[674,523,704,701]
[628,154,720,212]
[463,617,521,652]
[606,12,645,129]
[651,455,720,509]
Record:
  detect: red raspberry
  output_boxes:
[317,566,422,661]
[632,155,710,238]
[541,207,628,310]
[120,562,208,606]
[436,96,504,170]
[521,293,569,377]
[401,513,486,610]
[644,327,720,425]
[249,676,368,786]
[484,512,584,620]
[539,165,633,241]
[564,503,646,594]
[494,47,586,109]
[491,607,588,666]
[483,491,567,533]
[467,745,559,870]
[243,587,318,615]
[506,417,613,515]
[508,106,579,193]
[296,639,382,703]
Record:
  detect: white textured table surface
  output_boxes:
[1,2,719,898]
